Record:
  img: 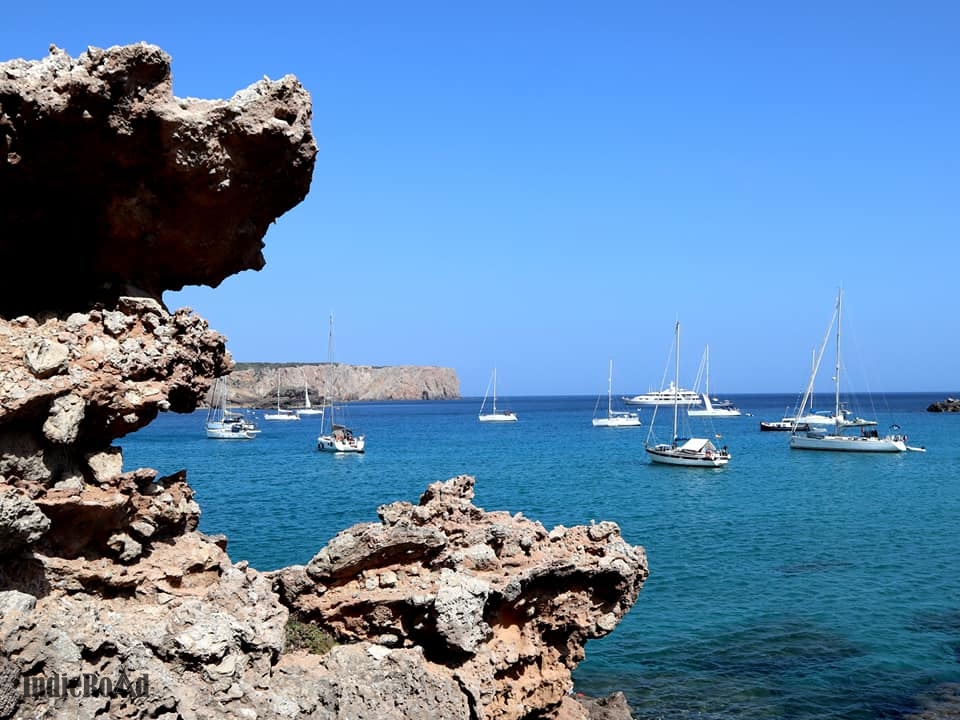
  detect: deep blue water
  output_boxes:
[119,392,960,719]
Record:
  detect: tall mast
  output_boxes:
[607,359,613,415]
[673,321,680,445]
[704,344,710,398]
[327,312,335,364]
[834,288,843,428]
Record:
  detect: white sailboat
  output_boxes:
[478,367,517,422]
[317,313,365,453]
[205,377,260,439]
[776,349,874,428]
[592,359,641,427]
[645,321,731,467]
[687,344,742,417]
[789,288,907,453]
[296,371,323,416]
[264,369,300,421]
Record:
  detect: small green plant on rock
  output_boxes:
[284,618,336,655]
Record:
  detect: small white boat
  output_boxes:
[646,437,731,467]
[264,370,300,421]
[592,359,640,427]
[264,408,300,421]
[205,378,260,440]
[479,367,518,423]
[760,419,810,432]
[317,314,365,453]
[645,321,731,468]
[622,381,703,407]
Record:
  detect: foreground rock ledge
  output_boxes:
[1,469,647,719]
[275,474,648,720]
[0,296,646,718]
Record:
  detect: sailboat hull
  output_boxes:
[789,433,906,452]
[592,414,641,427]
[206,422,260,440]
[318,435,366,453]
[264,411,300,421]
[645,445,730,467]
[478,412,517,423]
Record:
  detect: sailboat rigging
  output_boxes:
[205,377,260,439]
[644,321,731,467]
[789,288,909,453]
[317,313,365,453]
[264,369,300,421]
[592,359,641,427]
[478,367,517,422]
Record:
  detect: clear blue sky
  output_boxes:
[7,2,958,395]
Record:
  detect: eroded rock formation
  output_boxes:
[274,475,646,720]
[0,44,645,720]
[0,43,316,317]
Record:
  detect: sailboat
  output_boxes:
[317,313,365,453]
[478,367,517,422]
[264,369,300,421]
[592,359,641,427]
[772,349,874,429]
[687,344,742,417]
[644,321,731,467]
[295,371,323,416]
[789,288,907,453]
[205,377,260,439]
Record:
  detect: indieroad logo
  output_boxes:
[22,670,149,699]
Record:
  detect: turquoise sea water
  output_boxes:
[120,393,960,719]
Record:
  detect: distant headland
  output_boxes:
[226,362,460,406]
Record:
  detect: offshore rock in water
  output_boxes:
[0,43,316,317]
[927,397,960,412]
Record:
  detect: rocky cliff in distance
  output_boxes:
[228,363,460,405]
[0,44,643,720]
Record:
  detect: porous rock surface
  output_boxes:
[0,43,316,317]
[0,44,645,720]
[275,475,646,720]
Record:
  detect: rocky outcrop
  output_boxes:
[927,397,960,412]
[0,43,316,317]
[227,363,460,405]
[274,475,646,720]
[0,44,646,720]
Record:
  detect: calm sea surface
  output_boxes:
[120,392,960,720]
